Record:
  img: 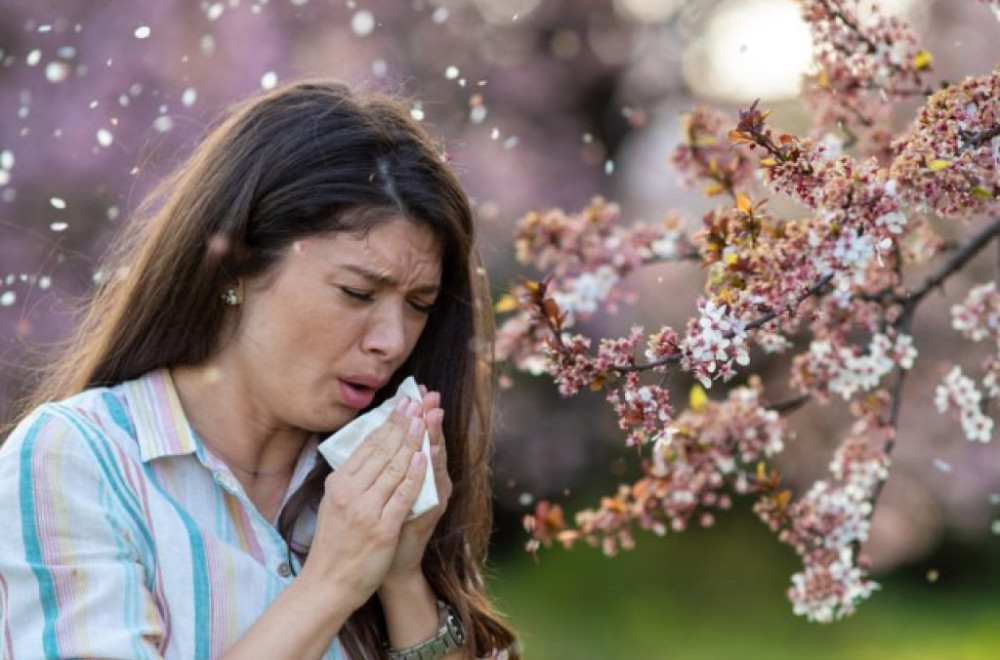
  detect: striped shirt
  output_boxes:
[0,369,342,660]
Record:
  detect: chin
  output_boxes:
[311,406,362,435]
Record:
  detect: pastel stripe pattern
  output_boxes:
[0,370,339,660]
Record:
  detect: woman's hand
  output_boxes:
[379,387,453,591]
[300,396,427,612]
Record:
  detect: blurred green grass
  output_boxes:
[487,510,1000,660]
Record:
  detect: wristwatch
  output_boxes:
[386,599,467,660]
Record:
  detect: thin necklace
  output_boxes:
[198,435,295,478]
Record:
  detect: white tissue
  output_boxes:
[317,376,438,519]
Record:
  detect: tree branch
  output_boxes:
[905,216,1000,309]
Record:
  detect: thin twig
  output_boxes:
[768,393,812,414]
[867,218,1000,513]
[619,273,835,373]
[906,216,1000,307]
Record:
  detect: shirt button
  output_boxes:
[277,562,293,578]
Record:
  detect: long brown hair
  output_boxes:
[20,80,518,659]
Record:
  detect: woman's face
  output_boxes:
[224,216,443,434]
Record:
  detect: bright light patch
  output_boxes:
[683,0,813,103]
[613,0,683,23]
[471,0,541,25]
[351,10,375,36]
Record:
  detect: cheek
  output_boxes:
[404,316,431,351]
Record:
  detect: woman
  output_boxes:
[0,80,518,660]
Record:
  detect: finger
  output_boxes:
[425,408,450,493]
[340,396,410,476]
[420,390,440,416]
[348,400,417,488]
[425,405,445,450]
[368,415,425,504]
[381,450,427,525]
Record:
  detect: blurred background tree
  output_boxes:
[2,1,999,658]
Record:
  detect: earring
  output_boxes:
[222,288,240,306]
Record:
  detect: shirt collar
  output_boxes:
[121,368,200,463]
[121,369,322,487]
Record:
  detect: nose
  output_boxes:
[360,302,408,361]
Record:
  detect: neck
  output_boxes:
[169,363,308,478]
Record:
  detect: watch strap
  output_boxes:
[386,600,466,660]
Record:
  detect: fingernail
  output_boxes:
[409,416,424,436]
[431,445,441,457]
[411,452,425,467]
[394,396,409,413]
[406,399,421,417]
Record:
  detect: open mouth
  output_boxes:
[338,379,378,409]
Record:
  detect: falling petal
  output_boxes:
[96,128,113,147]
[152,116,174,132]
[0,291,15,306]
[49,197,66,210]
[181,87,197,107]
[134,26,151,39]
[45,61,70,82]
[50,221,68,232]
[260,71,278,90]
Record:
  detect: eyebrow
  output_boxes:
[339,263,441,295]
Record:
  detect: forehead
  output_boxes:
[293,218,443,284]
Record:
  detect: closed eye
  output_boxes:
[340,286,374,302]
[408,299,436,314]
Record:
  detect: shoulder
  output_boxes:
[0,382,140,490]
[0,383,159,549]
